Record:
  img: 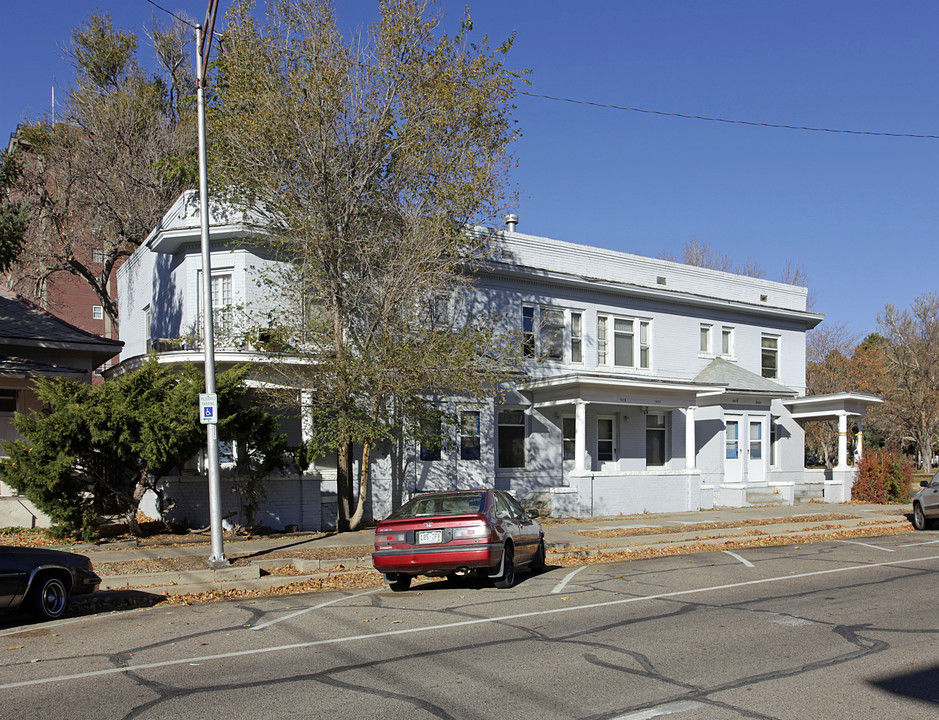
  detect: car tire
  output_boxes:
[494,544,515,589]
[30,575,68,620]
[913,503,931,531]
[387,574,411,592]
[530,538,546,574]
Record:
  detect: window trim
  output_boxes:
[597,313,652,370]
[761,334,780,380]
[721,326,735,358]
[497,408,527,469]
[459,410,481,461]
[645,412,667,467]
[699,323,712,355]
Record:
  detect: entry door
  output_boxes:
[725,418,742,482]
[747,418,767,483]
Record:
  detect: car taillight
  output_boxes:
[375,530,407,546]
[452,523,490,540]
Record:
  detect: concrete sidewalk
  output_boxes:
[69,502,914,600]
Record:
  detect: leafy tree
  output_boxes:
[877,293,939,472]
[211,0,523,531]
[851,448,914,504]
[0,360,286,539]
[3,13,196,328]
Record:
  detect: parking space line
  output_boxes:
[723,550,755,567]
[251,589,381,631]
[899,539,939,547]
[613,700,706,719]
[837,540,895,552]
[552,566,586,594]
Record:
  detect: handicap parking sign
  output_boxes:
[199,393,218,425]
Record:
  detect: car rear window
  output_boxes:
[391,492,486,518]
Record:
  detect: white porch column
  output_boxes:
[855,417,863,464]
[685,405,697,470]
[836,412,849,469]
[575,400,587,471]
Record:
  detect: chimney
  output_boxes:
[504,213,519,232]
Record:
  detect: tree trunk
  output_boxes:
[348,440,371,531]
[336,442,353,533]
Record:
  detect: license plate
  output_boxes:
[417,529,443,544]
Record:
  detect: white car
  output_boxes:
[912,471,939,530]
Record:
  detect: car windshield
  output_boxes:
[390,492,486,519]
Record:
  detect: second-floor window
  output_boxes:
[460,410,480,460]
[700,323,712,354]
[761,335,779,379]
[597,314,651,369]
[522,305,581,362]
[721,326,734,356]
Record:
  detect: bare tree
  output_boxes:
[4,13,196,329]
[877,293,939,472]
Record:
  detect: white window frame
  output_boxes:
[197,270,234,337]
[761,334,780,380]
[497,408,527,469]
[92,305,104,321]
[597,313,652,370]
[699,323,712,355]
[522,305,584,364]
[645,412,667,467]
[721,326,735,358]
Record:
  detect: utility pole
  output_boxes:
[196,0,226,568]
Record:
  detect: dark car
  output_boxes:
[912,471,939,530]
[372,489,545,591]
[0,546,101,620]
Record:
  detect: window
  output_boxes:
[726,420,739,459]
[570,312,583,363]
[721,327,734,356]
[198,272,234,335]
[700,324,712,354]
[597,417,614,462]
[522,305,581,362]
[749,421,763,460]
[92,249,104,264]
[144,305,151,353]
[761,335,779,379]
[562,416,576,461]
[598,314,651,369]
[522,306,535,358]
[460,411,480,461]
[92,305,104,320]
[0,389,17,415]
[541,309,565,360]
[420,418,442,461]
[497,409,526,468]
[646,414,667,466]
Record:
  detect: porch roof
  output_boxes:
[783,392,884,419]
[526,372,723,409]
[693,357,798,398]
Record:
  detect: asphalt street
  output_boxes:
[2,530,938,719]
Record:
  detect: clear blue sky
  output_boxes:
[3,1,937,339]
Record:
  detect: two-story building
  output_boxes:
[115,191,880,530]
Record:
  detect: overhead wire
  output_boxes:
[520,91,939,140]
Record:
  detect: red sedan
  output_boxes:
[372,489,545,591]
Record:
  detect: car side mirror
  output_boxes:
[527,509,540,519]
[922,480,930,488]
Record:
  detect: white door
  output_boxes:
[725,418,742,482]
[747,418,766,483]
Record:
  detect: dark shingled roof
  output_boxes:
[0,355,85,377]
[0,288,122,352]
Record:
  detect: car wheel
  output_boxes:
[30,575,68,620]
[387,574,411,592]
[494,544,515,589]
[530,538,546,574]
[913,503,931,531]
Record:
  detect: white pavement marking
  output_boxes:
[251,589,380,631]
[837,540,895,552]
[613,701,706,719]
[552,566,586,594]
[899,538,939,547]
[722,550,755,567]
[4,553,939,691]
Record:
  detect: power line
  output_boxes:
[520,91,939,140]
[144,0,197,28]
